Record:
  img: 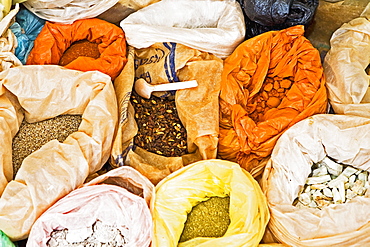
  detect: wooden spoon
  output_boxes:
[134,78,198,99]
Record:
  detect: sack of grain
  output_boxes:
[152,159,269,247]
[0,65,118,241]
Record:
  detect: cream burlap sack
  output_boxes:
[0,65,117,241]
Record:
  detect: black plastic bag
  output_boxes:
[237,0,318,39]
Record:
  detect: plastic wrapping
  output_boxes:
[120,0,245,59]
[323,15,370,117]
[0,65,118,241]
[152,159,269,247]
[26,18,127,80]
[262,114,370,246]
[218,25,327,177]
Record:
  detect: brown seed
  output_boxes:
[266,97,281,108]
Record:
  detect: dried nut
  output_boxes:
[273,80,280,90]
[261,91,269,100]
[266,97,281,108]
[264,83,273,92]
[280,79,292,88]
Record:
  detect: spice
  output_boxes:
[130,90,188,157]
[12,115,82,178]
[59,39,100,66]
[179,196,231,243]
[248,76,294,122]
[293,156,370,209]
[47,220,127,247]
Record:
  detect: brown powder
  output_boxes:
[59,40,100,66]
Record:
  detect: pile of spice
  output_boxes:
[59,39,100,66]
[294,156,370,209]
[130,90,188,157]
[248,76,293,122]
[47,220,127,247]
[12,114,82,178]
[179,196,231,243]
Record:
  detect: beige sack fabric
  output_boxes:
[111,43,222,185]
[262,114,370,246]
[323,15,370,117]
[0,65,118,241]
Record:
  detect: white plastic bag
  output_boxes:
[0,65,118,241]
[28,166,153,247]
[22,0,119,24]
[323,10,370,117]
[262,114,370,246]
[120,0,245,59]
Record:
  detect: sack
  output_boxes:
[218,25,327,177]
[97,0,161,25]
[9,6,45,64]
[26,18,127,80]
[0,4,22,71]
[261,114,370,246]
[237,0,318,39]
[22,0,119,24]
[111,43,222,185]
[323,15,370,118]
[28,166,153,247]
[0,65,118,241]
[120,0,245,59]
[152,159,269,247]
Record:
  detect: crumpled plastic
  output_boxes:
[0,65,118,241]
[323,14,370,118]
[120,0,245,59]
[262,114,370,246]
[26,18,127,80]
[22,0,119,24]
[218,25,327,177]
[9,7,45,64]
[152,159,269,247]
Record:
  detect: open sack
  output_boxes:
[152,159,269,247]
[323,12,370,118]
[218,25,327,177]
[27,166,154,247]
[26,18,127,80]
[120,0,245,59]
[0,65,117,241]
[261,114,370,246]
[22,0,119,24]
[111,43,222,185]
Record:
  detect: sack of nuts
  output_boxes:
[218,25,327,177]
[111,43,222,185]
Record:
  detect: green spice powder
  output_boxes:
[179,196,231,243]
[12,114,83,178]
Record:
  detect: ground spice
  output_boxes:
[12,114,82,178]
[130,91,188,157]
[248,76,294,122]
[179,196,231,243]
[59,39,100,66]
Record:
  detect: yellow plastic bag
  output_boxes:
[152,159,269,247]
[0,65,118,241]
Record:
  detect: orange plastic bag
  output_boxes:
[218,25,327,177]
[26,18,127,80]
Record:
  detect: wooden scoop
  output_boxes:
[134,78,198,99]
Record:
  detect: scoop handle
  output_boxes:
[151,80,198,92]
